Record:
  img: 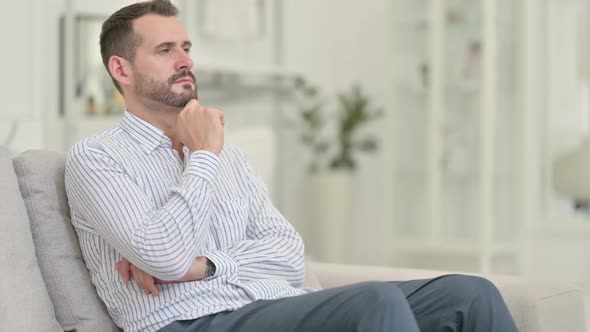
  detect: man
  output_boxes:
[64,1,520,331]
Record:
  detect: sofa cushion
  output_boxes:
[0,147,62,331]
[13,150,120,331]
[303,259,322,289]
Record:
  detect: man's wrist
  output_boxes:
[203,251,239,277]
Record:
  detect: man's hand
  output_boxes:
[176,99,225,155]
[115,257,209,296]
[115,258,160,295]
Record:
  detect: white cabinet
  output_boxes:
[389,0,590,281]
[389,0,522,274]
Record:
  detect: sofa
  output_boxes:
[0,147,586,332]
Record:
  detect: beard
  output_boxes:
[133,69,198,108]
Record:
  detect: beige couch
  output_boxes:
[1,148,586,332]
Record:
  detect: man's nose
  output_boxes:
[175,51,194,72]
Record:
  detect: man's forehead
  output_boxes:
[132,14,189,46]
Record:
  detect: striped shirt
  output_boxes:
[65,111,312,332]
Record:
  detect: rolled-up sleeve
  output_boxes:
[203,151,305,287]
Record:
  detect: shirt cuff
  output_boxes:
[184,150,220,184]
[204,250,239,278]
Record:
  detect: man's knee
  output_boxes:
[441,275,502,303]
[456,275,498,295]
[435,275,517,330]
[347,282,417,331]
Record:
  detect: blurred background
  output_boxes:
[1,0,590,320]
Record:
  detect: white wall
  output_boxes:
[282,0,394,264]
[0,0,55,152]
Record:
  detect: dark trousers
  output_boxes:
[159,275,519,332]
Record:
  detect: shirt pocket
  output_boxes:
[210,198,249,248]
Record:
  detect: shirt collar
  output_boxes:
[119,111,172,154]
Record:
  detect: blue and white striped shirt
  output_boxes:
[65,111,312,331]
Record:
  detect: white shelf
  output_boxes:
[197,62,301,79]
[395,14,511,30]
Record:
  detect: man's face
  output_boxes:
[130,14,197,107]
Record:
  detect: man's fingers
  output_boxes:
[146,283,159,296]
[138,276,159,296]
[117,258,159,295]
[131,267,147,292]
[184,98,200,111]
[130,264,143,283]
[130,264,159,296]
[116,259,131,284]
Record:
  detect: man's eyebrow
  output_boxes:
[154,41,192,49]
[155,41,175,49]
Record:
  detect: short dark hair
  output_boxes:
[99,0,179,94]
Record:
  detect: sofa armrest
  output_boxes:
[310,262,586,332]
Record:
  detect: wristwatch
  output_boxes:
[205,258,216,278]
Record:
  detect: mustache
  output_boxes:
[168,71,196,85]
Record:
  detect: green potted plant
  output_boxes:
[291,77,329,173]
[292,78,383,174]
[292,78,383,262]
[330,84,383,170]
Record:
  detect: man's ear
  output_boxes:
[108,55,132,88]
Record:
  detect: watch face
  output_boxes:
[206,259,216,277]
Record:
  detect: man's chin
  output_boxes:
[173,88,196,100]
[170,95,196,108]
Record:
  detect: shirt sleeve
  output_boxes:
[65,141,220,281]
[204,150,305,287]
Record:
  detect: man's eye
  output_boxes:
[160,49,170,54]
[184,48,191,53]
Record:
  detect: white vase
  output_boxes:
[304,170,355,263]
